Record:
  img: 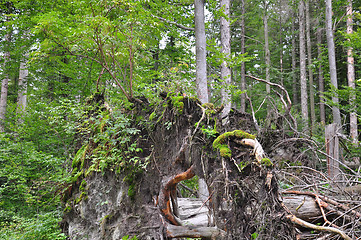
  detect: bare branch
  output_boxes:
[151,14,195,31]
[285,214,352,240]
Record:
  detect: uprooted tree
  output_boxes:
[61,93,359,239]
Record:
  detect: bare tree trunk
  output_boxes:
[0,31,11,132]
[17,56,29,114]
[194,0,210,202]
[220,0,231,119]
[292,6,298,107]
[325,0,341,125]
[299,0,309,130]
[194,0,209,104]
[278,2,283,89]
[325,123,342,183]
[240,0,246,113]
[346,0,358,156]
[306,0,315,130]
[263,1,271,116]
[317,24,326,125]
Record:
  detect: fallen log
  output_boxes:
[166,224,226,238]
[282,194,321,220]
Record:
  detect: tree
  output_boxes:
[299,0,309,129]
[220,0,232,118]
[194,0,209,104]
[316,23,326,125]
[239,0,246,113]
[17,55,28,115]
[325,0,341,125]
[291,5,298,107]
[306,0,316,129]
[346,0,358,152]
[0,21,11,132]
[263,0,271,115]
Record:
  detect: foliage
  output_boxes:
[0,211,66,240]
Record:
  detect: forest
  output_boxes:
[0,0,361,239]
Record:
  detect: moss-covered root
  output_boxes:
[212,130,255,158]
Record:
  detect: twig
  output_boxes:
[151,14,195,31]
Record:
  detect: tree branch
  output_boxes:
[285,215,352,240]
[151,14,195,31]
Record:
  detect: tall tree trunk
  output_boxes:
[278,0,283,88]
[292,6,298,107]
[240,0,246,113]
[17,56,29,115]
[220,0,231,119]
[317,25,326,125]
[263,1,271,116]
[194,0,210,202]
[306,0,316,130]
[194,0,209,104]
[346,0,358,158]
[299,0,309,130]
[0,31,11,132]
[325,0,341,125]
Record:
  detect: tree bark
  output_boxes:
[306,0,316,130]
[194,0,209,104]
[299,0,309,130]
[220,0,232,119]
[263,1,271,116]
[346,0,358,155]
[292,4,298,107]
[325,123,342,182]
[325,0,341,125]
[240,0,246,113]
[17,55,29,115]
[317,24,326,125]
[0,31,11,132]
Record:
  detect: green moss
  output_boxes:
[219,145,232,158]
[261,158,273,167]
[213,130,256,158]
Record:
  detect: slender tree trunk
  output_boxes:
[263,1,271,116]
[194,0,209,104]
[220,0,232,119]
[0,31,11,132]
[292,6,298,107]
[278,1,283,88]
[299,0,309,129]
[194,0,210,202]
[317,25,326,125]
[346,0,358,158]
[306,0,315,129]
[17,56,29,115]
[325,0,341,125]
[240,0,246,112]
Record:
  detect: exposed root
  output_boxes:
[158,165,195,225]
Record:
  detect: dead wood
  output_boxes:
[285,214,352,240]
[282,194,322,220]
[166,224,226,238]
